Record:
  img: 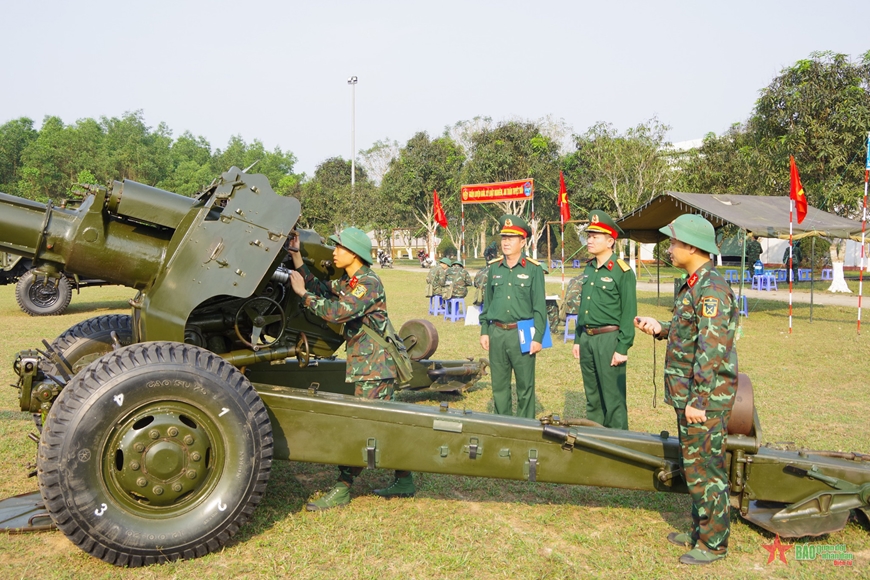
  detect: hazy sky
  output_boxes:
[3,1,869,176]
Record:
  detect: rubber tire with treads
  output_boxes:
[15,270,72,316]
[48,314,134,374]
[37,342,273,567]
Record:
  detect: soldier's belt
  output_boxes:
[490,321,518,330]
[582,325,619,336]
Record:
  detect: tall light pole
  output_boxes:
[347,75,358,193]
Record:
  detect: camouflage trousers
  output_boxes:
[354,379,396,400]
[676,408,730,555]
[338,379,396,484]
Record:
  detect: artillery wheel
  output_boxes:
[399,319,439,361]
[15,270,72,316]
[47,314,134,375]
[233,296,286,351]
[37,342,273,567]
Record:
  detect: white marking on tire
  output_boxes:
[113,394,124,406]
[218,408,229,417]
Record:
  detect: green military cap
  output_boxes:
[499,214,530,238]
[438,257,452,266]
[586,210,625,239]
[328,227,374,264]
[659,214,720,255]
[452,258,464,267]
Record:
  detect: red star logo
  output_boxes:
[762,535,793,564]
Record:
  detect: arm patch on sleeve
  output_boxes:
[701,296,719,317]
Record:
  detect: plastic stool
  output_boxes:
[563,314,578,342]
[444,298,466,322]
[738,295,748,317]
[428,295,445,316]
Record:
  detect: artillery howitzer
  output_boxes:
[1,168,868,567]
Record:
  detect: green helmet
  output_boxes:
[328,227,373,264]
[439,257,452,266]
[659,214,719,256]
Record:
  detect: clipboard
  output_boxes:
[518,318,552,353]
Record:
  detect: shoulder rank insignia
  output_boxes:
[352,285,367,299]
[616,259,630,272]
[488,255,504,265]
[526,256,540,266]
[701,296,719,318]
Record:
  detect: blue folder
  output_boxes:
[518,318,553,353]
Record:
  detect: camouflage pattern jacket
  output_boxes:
[558,273,585,321]
[656,262,738,411]
[472,265,490,305]
[443,264,472,299]
[298,264,396,383]
[426,265,445,297]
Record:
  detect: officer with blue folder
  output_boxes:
[479,215,548,418]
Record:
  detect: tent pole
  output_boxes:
[656,242,660,307]
[738,228,746,324]
[810,237,815,323]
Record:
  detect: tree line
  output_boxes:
[2,51,869,257]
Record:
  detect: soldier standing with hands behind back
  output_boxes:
[634,214,738,566]
[479,215,547,419]
[572,210,636,430]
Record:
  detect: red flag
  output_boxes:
[558,171,570,225]
[433,189,448,228]
[789,156,807,224]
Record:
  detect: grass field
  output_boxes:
[0,270,868,579]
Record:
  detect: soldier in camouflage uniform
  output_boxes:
[444,258,472,299]
[635,214,738,566]
[426,259,445,297]
[472,264,490,306]
[426,257,451,314]
[558,272,584,322]
[286,227,415,510]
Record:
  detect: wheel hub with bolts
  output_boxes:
[29,279,60,308]
[107,403,216,508]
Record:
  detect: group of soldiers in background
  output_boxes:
[425,256,473,301]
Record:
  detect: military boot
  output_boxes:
[679,548,726,565]
[373,473,416,499]
[306,482,351,511]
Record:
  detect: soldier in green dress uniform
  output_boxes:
[479,215,547,418]
[634,214,739,565]
[572,210,637,430]
[286,227,415,510]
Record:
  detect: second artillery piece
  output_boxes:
[0,167,868,568]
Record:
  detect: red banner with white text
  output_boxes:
[460,179,534,204]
